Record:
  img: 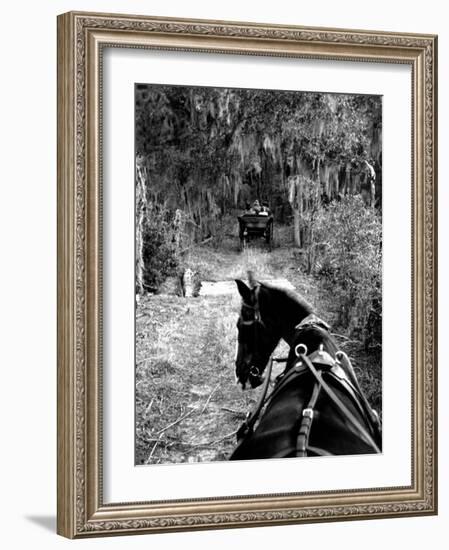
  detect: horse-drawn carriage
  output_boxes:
[237,214,274,251]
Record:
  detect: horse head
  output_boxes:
[234,278,313,389]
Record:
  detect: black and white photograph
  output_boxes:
[1,0,442,543]
[134,83,382,465]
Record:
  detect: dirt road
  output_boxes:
[135,243,381,465]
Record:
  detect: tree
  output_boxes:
[135,84,382,251]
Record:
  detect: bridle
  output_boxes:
[237,284,267,384]
[239,284,265,328]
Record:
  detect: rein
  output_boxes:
[239,284,265,328]
[239,284,267,387]
[236,355,287,441]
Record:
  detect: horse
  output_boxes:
[230,278,382,460]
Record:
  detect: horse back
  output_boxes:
[230,370,379,460]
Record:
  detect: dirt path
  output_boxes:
[135,243,380,465]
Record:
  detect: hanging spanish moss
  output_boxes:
[135,83,383,466]
[135,83,381,295]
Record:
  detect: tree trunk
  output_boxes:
[293,208,301,248]
[135,163,146,295]
[288,174,303,248]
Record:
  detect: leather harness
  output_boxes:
[292,346,381,455]
[236,296,382,456]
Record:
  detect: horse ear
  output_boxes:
[247,270,257,289]
[235,279,252,304]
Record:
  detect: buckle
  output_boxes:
[302,408,314,419]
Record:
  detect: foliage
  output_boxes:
[139,204,185,292]
[135,84,381,243]
[136,84,382,305]
[311,196,382,347]
[135,293,256,465]
[135,244,382,464]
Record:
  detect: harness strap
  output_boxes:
[235,355,289,444]
[265,361,309,405]
[296,379,322,457]
[307,445,333,456]
[326,365,374,434]
[236,354,274,442]
[299,353,381,453]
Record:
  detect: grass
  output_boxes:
[135,292,258,464]
[135,239,382,465]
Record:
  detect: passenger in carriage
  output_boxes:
[243,200,271,216]
[260,201,271,216]
[252,199,262,214]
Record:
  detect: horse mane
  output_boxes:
[259,281,314,317]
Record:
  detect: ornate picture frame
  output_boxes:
[57,11,437,538]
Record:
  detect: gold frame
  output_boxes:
[57,11,438,538]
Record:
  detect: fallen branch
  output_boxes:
[145,439,160,464]
[190,429,239,448]
[220,407,245,415]
[144,398,154,418]
[200,383,220,415]
[155,408,195,435]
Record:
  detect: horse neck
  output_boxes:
[262,288,312,347]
